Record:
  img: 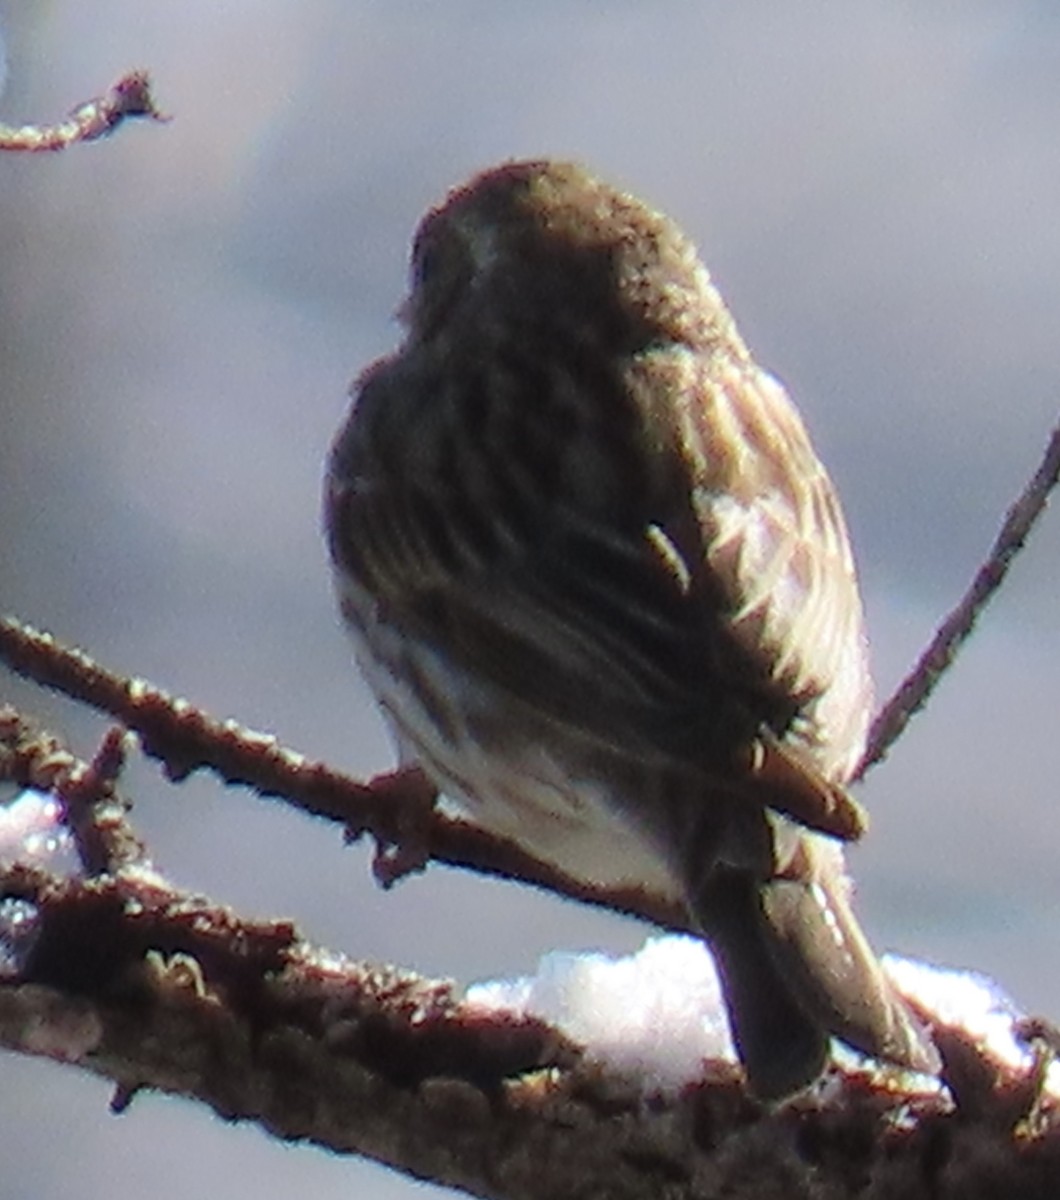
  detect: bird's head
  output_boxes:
[403,159,735,357]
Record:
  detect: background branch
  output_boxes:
[0,71,167,152]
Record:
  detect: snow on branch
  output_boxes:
[2,708,1059,1200]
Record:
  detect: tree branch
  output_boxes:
[0,722,1057,1200]
[0,71,168,152]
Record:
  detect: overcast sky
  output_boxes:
[0,5,1058,1198]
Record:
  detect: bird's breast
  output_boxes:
[334,568,681,898]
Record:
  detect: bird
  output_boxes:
[324,158,939,1099]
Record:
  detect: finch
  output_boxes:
[324,159,938,1098]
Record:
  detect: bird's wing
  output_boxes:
[659,350,875,785]
[327,347,871,839]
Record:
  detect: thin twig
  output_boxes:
[0,70,168,152]
[58,726,147,875]
[857,418,1060,778]
[0,707,146,874]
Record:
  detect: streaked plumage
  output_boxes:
[325,160,938,1097]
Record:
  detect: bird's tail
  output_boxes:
[695,837,939,1100]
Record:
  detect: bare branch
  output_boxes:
[0,70,168,152]
[857,418,1060,778]
[0,622,687,931]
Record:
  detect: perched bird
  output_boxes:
[324,159,939,1098]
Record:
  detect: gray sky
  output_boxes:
[0,4,1057,1197]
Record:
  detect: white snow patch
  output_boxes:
[465,935,733,1094]
[464,936,1060,1098]
[0,789,79,874]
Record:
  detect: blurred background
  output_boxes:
[0,3,1057,1196]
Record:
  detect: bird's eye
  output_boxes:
[407,220,475,335]
[412,232,441,285]
[412,217,459,288]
